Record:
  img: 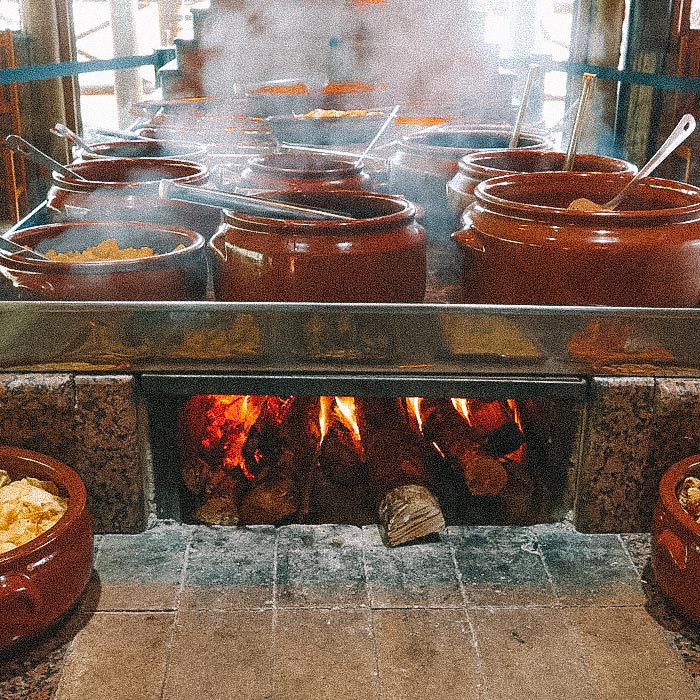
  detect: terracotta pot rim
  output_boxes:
[85,139,208,160]
[4,221,206,271]
[458,149,636,177]
[659,454,700,535]
[473,172,700,222]
[52,157,209,190]
[221,189,417,232]
[399,128,550,155]
[0,446,88,567]
[246,153,361,178]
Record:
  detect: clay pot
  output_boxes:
[0,221,207,300]
[209,190,426,302]
[446,149,637,223]
[652,454,700,623]
[0,446,93,651]
[45,157,220,238]
[79,139,208,162]
[452,172,700,306]
[237,152,372,192]
[387,127,552,286]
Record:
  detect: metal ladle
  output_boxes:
[51,123,96,154]
[562,72,596,171]
[0,237,50,261]
[509,64,539,149]
[5,135,88,181]
[568,113,696,211]
[160,180,357,221]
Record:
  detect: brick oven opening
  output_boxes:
[146,390,582,545]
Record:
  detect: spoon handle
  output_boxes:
[562,73,596,171]
[509,64,539,149]
[5,135,87,181]
[51,123,96,154]
[603,113,696,210]
[0,236,49,261]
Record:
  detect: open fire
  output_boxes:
[179,394,543,545]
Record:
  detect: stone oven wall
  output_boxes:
[1,372,699,534]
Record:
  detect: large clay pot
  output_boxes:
[209,190,426,302]
[452,171,700,307]
[388,127,552,285]
[0,446,93,651]
[652,454,700,623]
[446,149,637,224]
[46,157,220,238]
[0,221,207,301]
[78,139,208,162]
[237,152,372,193]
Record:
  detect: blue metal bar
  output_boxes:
[0,48,176,86]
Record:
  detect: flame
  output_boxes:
[405,397,424,433]
[318,396,335,445]
[333,396,362,449]
[451,397,471,425]
[507,399,524,432]
[200,395,267,480]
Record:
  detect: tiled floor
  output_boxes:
[2,521,700,700]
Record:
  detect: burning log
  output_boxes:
[359,399,445,546]
[418,399,508,496]
[499,455,536,524]
[194,495,240,526]
[239,473,297,524]
[451,398,525,457]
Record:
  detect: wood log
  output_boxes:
[459,399,525,457]
[420,399,508,496]
[359,398,445,546]
[318,422,368,487]
[239,473,297,524]
[499,456,536,525]
[194,494,240,526]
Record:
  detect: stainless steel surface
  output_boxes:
[0,300,696,377]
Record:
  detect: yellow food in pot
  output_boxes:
[0,469,68,553]
[42,238,184,262]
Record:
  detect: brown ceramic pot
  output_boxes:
[452,171,700,307]
[46,157,220,238]
[0,446,93,651]
[652,454,700,623]
[237,152,372,192]
[209,190,426,302]
[446,149,637,222]
[388,127,552,286]
[0,221,207,301]
[79,139,208,162]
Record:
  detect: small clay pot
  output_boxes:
[79,139,208,162]
[0,221,207,301]
[209,190,426,302]
[237,152,372,192]
[446,149,637,222]
[45,157,220,238]
[0,446,93,651]
[652,454,700,623]
[452,171,700,306]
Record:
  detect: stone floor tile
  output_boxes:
[180,525,276,611]
[54,612,174,700]
[471,607,596,700]
[163,610,274,700]
[537,529,645,606]
[363,526,462,608]
[374,609,484,700]
[565,607,698,700]
[276,524,367,608]
[272,608,378,700]
[447,526,556,606]
[620,532,651,574]
[94,523,189,611]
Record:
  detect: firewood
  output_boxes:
[239,473,297,524]
[457,399,525,457]
[359,398,445,546]
[194,495,240,526]
[318,423,368,487]
[420,399,508,496]
[499,456,535,524]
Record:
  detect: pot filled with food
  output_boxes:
[78,138,208,162]
[208,189,426,302]
[45,157,220,238]
[446,149,637,226]
[0,446,93,651]
[452,171,700,306]
[0,221,208,300]
[652,454,700,623]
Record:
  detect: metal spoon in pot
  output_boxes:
[568,113,696,211]
[5,135,88,181]
[160,180,357,221]
[562,72,596,171]
[509,64,539,149]
[51,123,96,155]
[0,237,50,261]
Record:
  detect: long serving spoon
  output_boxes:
[354,104,400,167]
[5,135,88,181]
[568,113,696,211]
[509,64,539,149]
[562,72,597,171]
[160,180,357,221]
[51,123,96,155]
[0,237,50,261]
